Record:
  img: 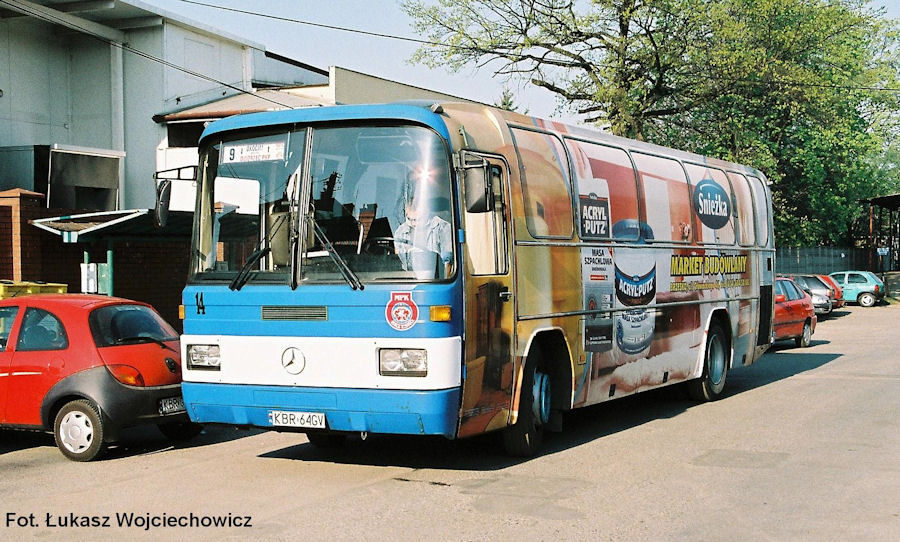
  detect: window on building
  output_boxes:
[167,122,207,148]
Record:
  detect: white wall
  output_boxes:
[0,19,72,149]
[123,26,166,209]
[163,22,249,110]
[68,34,114,150]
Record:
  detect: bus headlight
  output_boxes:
[187,344,221,370]
[379,348,427,377]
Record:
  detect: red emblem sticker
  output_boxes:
[386,292,419,331]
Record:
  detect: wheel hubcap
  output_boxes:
[708,335,725,386]
[60,411,93,454]
[531,370,551,425]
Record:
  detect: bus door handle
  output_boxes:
[499,287,512,303]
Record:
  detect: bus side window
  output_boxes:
[509,128,574,239]
[747,175,770,247]
[727,172,756,247]
[465,162,509,275]
[684,163,736,246]
[565,138,640,241]
[631,152,692,243]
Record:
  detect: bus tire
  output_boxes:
[503,347,550,457]
[687,320,729,402]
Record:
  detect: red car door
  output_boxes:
[774,279,804,340]
[5,307,71,426]
[0,305,22,423]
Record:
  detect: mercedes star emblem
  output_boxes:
[281,347,306,375]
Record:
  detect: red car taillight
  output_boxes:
[107,364,146,387]
[874,285,880,293]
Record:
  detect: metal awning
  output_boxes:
[864,193,900,211]
[31,209,193,243]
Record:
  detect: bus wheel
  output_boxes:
[688,320,729,402]
[503,347,550,457]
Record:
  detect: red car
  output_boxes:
[0,295,199,461]
[774,278,817,347]
[817,274,845,309]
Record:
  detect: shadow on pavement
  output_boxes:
[103,425,264,460]
[0,424,261,460]
[258,349,841,470]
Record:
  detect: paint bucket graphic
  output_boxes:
[612,220,656,360]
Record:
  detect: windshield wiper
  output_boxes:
[309,218,364,290]
[114,336,177,351]
[229,246,270,291]
[228,211,291,291]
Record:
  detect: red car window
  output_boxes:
[89,304,178,347]
[16,308,69,351]
[0,306,19,351]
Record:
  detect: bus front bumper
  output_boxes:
[182,382,460,438]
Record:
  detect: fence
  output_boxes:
[774,247,875,275]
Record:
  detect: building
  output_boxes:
[0,0,479,325]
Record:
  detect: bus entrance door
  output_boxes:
[457,154,514,438]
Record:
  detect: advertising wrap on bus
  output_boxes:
[172,101,775,457]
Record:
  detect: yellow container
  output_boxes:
[0,280,67,299]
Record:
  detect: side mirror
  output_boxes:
[461,152,493,213]
[774,293,786,303]
[154,179,172,228]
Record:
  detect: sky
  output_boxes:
[143,0,573,121]
[145,0,899,126]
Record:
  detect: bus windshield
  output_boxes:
[190,124,455,285]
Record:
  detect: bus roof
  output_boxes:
[199,102,453,144]
[200,100,768,182]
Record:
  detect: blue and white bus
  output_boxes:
[171,102,774,456]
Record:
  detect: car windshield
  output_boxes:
[90,305,179,347]
[190,124,455,285]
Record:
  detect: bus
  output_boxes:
[168,101,774,456]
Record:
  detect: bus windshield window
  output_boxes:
[301,126,454,283]
[191,130,306,283]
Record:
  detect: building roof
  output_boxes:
[864,193,900,211]
[12,0,265,50]
[153,89,326,123]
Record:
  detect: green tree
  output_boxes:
[404,0,900,246]
[494,87,528,113]
[404,0,722,140]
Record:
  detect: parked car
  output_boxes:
[0,294,200,461]
[774,277,817,347]
[828,271,885,307]
[779,273,835,315]
[817,274,845,309]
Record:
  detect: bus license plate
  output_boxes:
[159,397,185,415]
[268,410,326,428]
